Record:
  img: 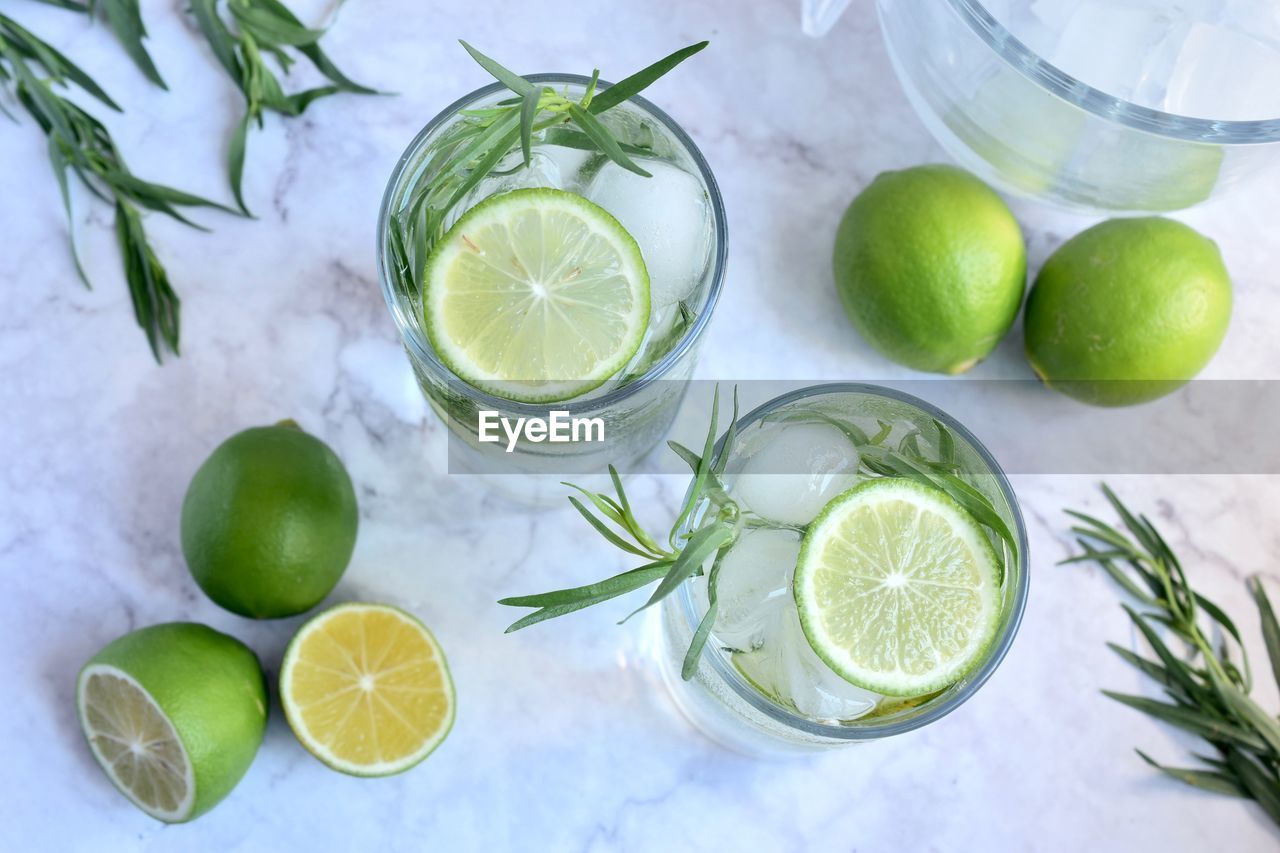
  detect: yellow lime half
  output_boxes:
[794,479,1002,696]
[279,603,455,777]
[423,188,650,403]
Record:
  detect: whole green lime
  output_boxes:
[833,164,1027,374]
[76,622,267,822]
[1024,217,1232,407]
[181,421,358,618]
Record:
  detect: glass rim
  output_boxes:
[674,382,1031,742]
[375,73,729,416]
[940,0,1280,144]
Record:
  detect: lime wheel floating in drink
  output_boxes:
[794,478,1003,696]
[423,188,650,403]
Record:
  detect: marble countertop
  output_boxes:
[3,0,1279,850]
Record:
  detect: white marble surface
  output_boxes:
[3,0,1280,850]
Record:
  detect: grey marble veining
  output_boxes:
[2,0,1279,850]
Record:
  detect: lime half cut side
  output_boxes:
[77,665,195,822]
[794,478,1003,696]
[423,187,650,403]
[280,603,455,777]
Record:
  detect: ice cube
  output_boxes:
[733,423,860,526]
[1049,2,1177,100]
[731,603,879,721]
[538,144,605,194]
[772,606,879,720]
[453,149,563,220]
[1164,23,1280,120]
[709,529,800,651]
[584,159,712,309]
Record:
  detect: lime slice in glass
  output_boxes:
[794,478,1003,696]
[423,187,650,403]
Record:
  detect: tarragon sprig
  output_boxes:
[387,40,708,303]
[499,386,741,680]
[0,14,238,360]
[1064,486,1280,827]
[31,0,166,88]
[189,0,378,214]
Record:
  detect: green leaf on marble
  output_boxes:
[0,15,238,361]
[188,0,381,215]
[1065,486,1280,829]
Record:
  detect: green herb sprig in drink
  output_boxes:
[387,40,708,303]
[1064,486,1280,826]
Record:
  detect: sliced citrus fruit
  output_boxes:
[76,623,268,823]
[280,603,455,776]
[794,478,1003,696]
[423,187,650,403]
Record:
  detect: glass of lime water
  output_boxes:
[377,75,727,502]
[659,384,1028,756]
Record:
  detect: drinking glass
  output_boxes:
[377,75,727,501]
[659,383,1029,756]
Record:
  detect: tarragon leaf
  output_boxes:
[190,0,242,79]
[567,103,650,177]
[99,0,166,88]
[683,542,730,679]
[1225,748,1280,824]
[518,87,540,167]
[115,199,180,360]
[0,15,120,109]
[252,0,379,93]
[459,40,534,96]
[1102,691,1268,752]
[1135,750,1247,798]
[498,564,672,609]
[588,41,708,114]
[624,522,735,622]
[1249,577,1280,695]
[566,496,657,561]
[229,0,325,46]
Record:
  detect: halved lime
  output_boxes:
[794,479,1003,696]
[76,623,268,823]
[423,188,650,403]
[280,603,455,777]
